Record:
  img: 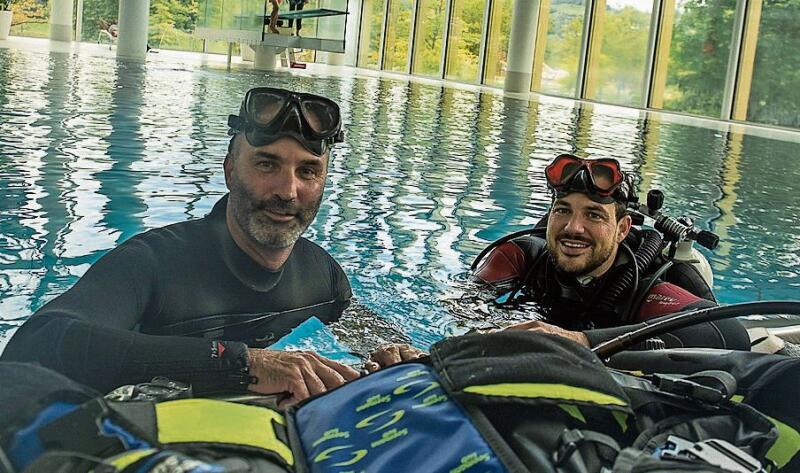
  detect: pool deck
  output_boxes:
[2,35,799,144]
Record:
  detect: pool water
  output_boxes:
[1,45,799,355]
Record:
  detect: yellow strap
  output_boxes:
[105,449,158,469]
[155,399,294,466]
[463,383,628,407]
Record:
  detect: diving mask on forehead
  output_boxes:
[227,87,345,156]
[545,154,631,204]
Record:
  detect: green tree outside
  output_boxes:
[663,0,736,117]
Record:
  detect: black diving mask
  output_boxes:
[228,87,345,156]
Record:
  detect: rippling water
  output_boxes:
[1,46,799,354]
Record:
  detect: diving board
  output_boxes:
[277,8,347,20]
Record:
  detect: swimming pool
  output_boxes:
[1,43,799,355]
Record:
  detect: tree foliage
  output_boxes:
[746,0,800,127]
[8,0,48,26]
[664,0,736,116]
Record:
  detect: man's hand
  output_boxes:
[364,344,427,373]
[246,349,360,407]
[504,320,591,348]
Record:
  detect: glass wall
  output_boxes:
[411,0,447,77]
[383,0,415,72]
[587,0,654,107]
[536,0,587,96]
[482,0,512,86]
[444,0,487,82]
[9,0,796,130]
[358,0,387,68]
[151,0,206,52]
[661,0,737,117]
[9,0,50,38]
[746,0,800,128]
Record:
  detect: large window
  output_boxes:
[150,0,206,52]
[747,1,800,128]
[535,0,587,96]
[482,0,512,86]
[587,0,653,107]
[358,0,387,68]
[411,0,447,77]
[9,1,49,38]
[383,0,414,72]
[444,0,487,83]
[661,0,736,117]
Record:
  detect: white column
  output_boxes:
[504,0,540,92]
[49,0,74,42]
[75,0,84,42]
[117,0,151,60]
[343,0,362,66]
[253,45,280,71]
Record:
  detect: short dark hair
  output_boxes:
[613,201,628,221]
[227,134,240,158]
[550,194,629,221]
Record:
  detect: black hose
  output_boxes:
[592,301,800,358]
[470,228,545,271]
[596,229,665,319]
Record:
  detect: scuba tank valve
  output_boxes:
[628,189,719,288]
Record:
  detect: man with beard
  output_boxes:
[363,155,748,372]
[468,153,750,350]
[2,88,361,407]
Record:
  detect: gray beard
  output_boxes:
[228,176,322,250]
[244,209,309,249]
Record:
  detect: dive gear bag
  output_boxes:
[2,331,799,473]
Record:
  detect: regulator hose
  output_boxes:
[470,227,545,271]
[596,229,666,321]
[592,300,800,359]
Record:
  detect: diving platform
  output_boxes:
[195,0,348,54]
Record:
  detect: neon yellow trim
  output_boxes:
[105,449,157,469]
[558,404,586,423]
[155,399,294,466]
[730,395,799,468]
[612,411,629,433]
[463,383,628,407]
[766,416,800,469]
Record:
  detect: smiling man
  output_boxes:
[2,88,360,406]
[471,153,750,351]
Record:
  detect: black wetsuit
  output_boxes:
[1,195,352,393]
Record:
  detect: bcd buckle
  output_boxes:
[553,429,585,466]
[659,435,765,473]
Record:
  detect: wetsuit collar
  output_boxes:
[208,194,287,292]
[552,250,630,303]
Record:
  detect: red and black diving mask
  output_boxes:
[228,87,345,156]
[545,154,631,204]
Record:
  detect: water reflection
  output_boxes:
[1,46,800,353]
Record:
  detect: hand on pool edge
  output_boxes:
[246,349,361,407]
[365,343,428,373]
